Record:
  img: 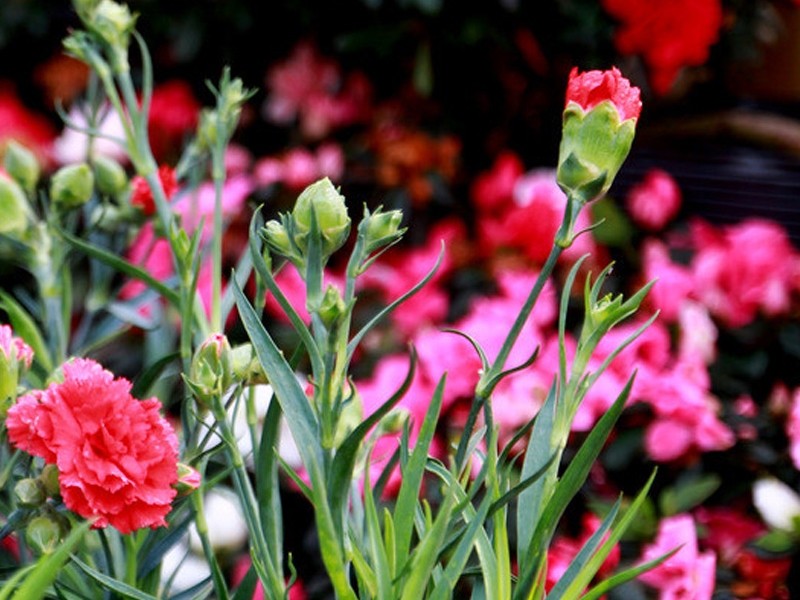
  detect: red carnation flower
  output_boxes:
[602,0,723,95]
[130,165,178,216]
[6,359,179,534]
[147,81,200,161]
[565,66,642,122]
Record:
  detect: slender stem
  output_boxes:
[189,485,231,600]
[210,136,226,333]
[123,534,137,587]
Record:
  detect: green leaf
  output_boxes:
[658,473,721,517]
[515,375,634,599]
[580,547,680,600]
[516,383,557,560]
[72,555,160,599]
[347,245,443,361]
[232,278,322,476]
[393,375,446,570]
[329,349,417,522]
[256,393,284,561]
[549,469,657,600]
[131,352,180,398]
[754,529,797,554]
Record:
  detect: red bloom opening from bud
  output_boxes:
[130,165,178,216]
[565,67,642,122]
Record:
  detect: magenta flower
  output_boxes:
[625,168,682,231]
[638,514,716,600]
[6,359,179,534]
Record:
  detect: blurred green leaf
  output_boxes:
[658,473,721,517]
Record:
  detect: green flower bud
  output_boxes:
[318,284,347,329]
[262,218,294,258]
[231,343,267,385]
[88,0,137,67]
[4,140,40,194]
[26,515,64,554]
[186,334,233,409]
[557,102,636,205]
[15,478,45,507]
[92,155,128,197]
[293,178,351,257]
[50,163,95,209]
[363,206,405,253]
[0,175,31,237]
[40,465,60,497]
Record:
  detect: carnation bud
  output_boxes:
[293,177,350,257]
[50,163,95,209]
[557,67,640,205]
[317,284,347,330]
[15,479,46,507]
[187,334,233,408]
[92,155,128,197]
[0,175,31,237]
[261,218,295,259]
[363,206,405,253]
[4,140,40,195]
[87,0,137,70]
[40,464,60,497]
[25,515,64,554]
[173,463,201,497]
[231,343,267,385]
[0,325,34,417]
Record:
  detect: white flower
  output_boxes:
[188,487,248,553]
[160,536,211,595]
[753,477,800,532]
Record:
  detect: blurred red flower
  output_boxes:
[602,0,724,95]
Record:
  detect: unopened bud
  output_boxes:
[26,515,64,554]
[40,465,60,497]
[87,0,137,69]
[92,155,128,197]
[293,177,350,257]
[4,140,40,195]
[187,334,233,408]
[261,219,294,259]
[15,478,45,507]
[0,176,31,237]
[363,206,405,253]
[51,163,94,209]
[231,343,267,385]
[174,463,201,497]
[317,284,346,329]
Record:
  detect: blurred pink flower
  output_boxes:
[690,218,799,327]
[638,514,716,600]
[642,239,694,323]
[677,301,717,364]
[264,42,371,139]
[478,169,596,265]
[121,175,254,320]
[625,168,681,231]
[253,143,344,190]
[470,150,524,214]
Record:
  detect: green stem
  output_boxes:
[189,484,231,600]
[210,136,226,333]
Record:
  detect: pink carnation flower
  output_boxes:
[6,359,179,534]
[690,219,799,327]
[638,514,716,600]
[787,388,800,471]
[625,169,682,231]
[565,66,642,121]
